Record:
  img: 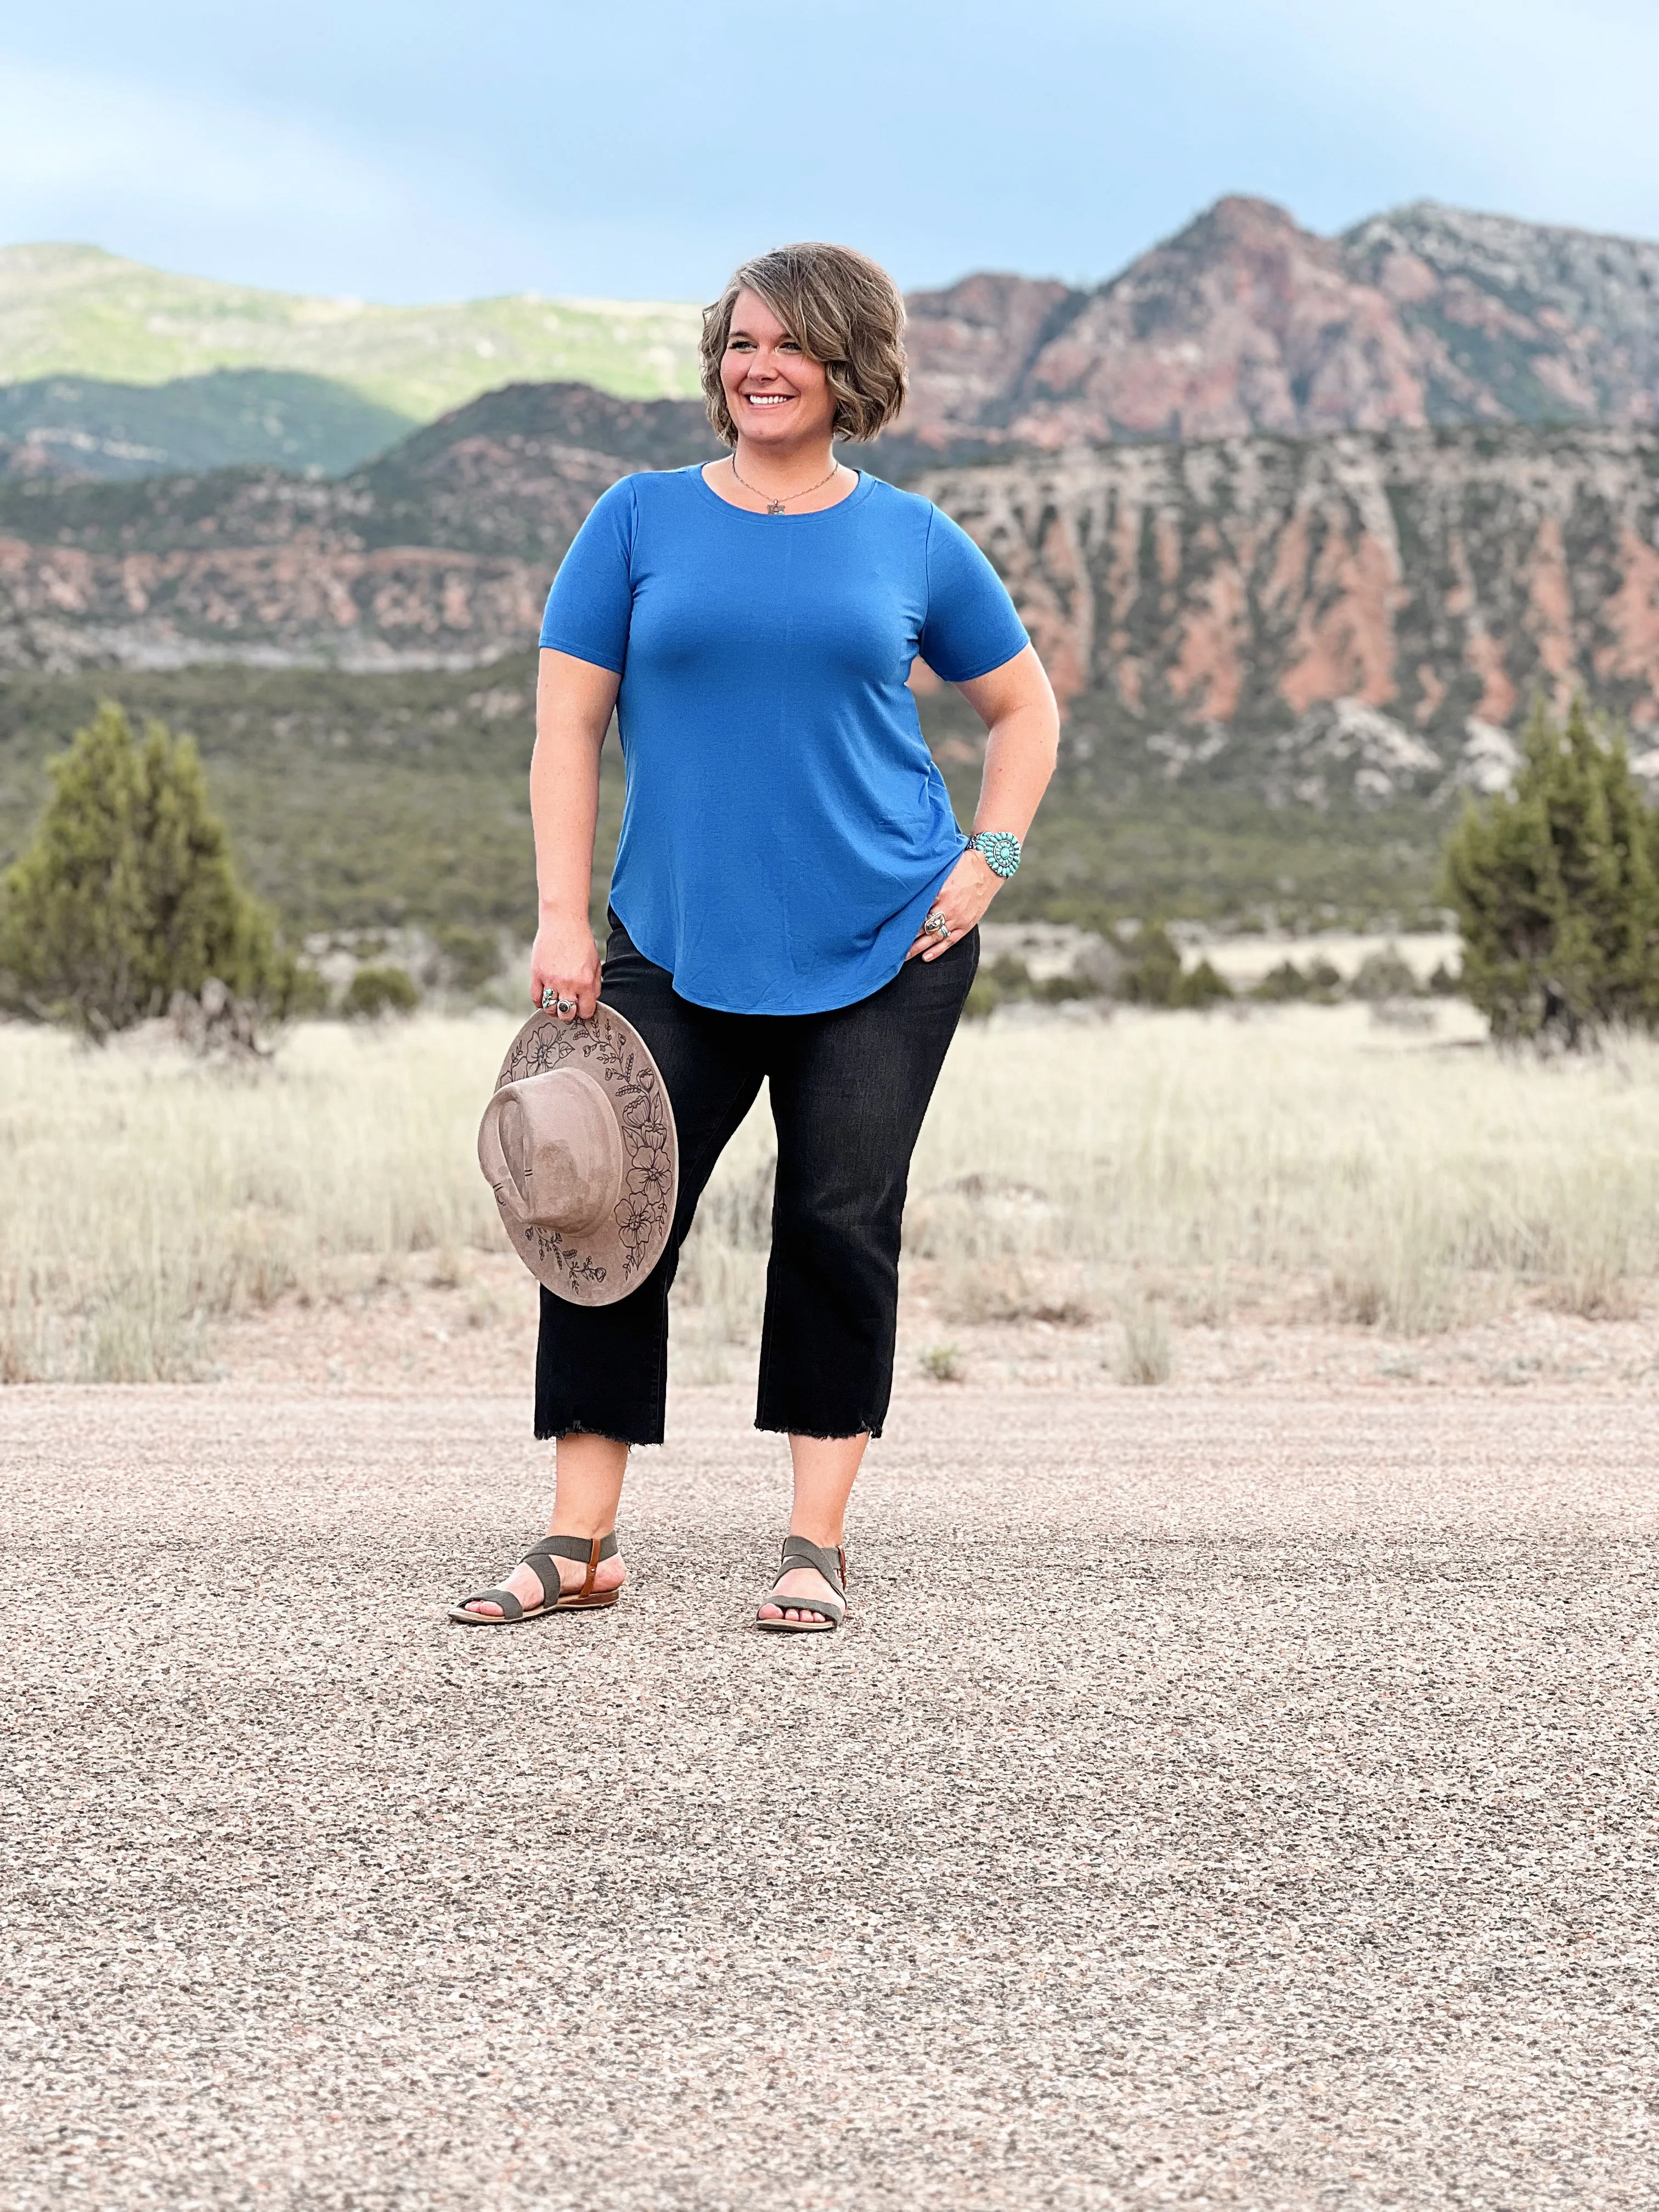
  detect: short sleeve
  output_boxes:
[539,477,637,672]
[917,507,1029,684]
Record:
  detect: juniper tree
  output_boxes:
[1443,696,1659,1046]
[0,702,296,1037]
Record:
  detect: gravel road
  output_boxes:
[4,1383,1657,2209]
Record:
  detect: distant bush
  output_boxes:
[1252,956,1344,1005]
[1443,696,1659,1046]
[341,964,420,1020]
[964,933,1228,1015]
[1118,923,1184,1006]
[0,702,312,1039]
[1118,926,1233,1008]
[1173,957,1232,1009]
[962,952,1034,1020]
[1348,944,1421,1001]
[437,923,501,994]
[1426,960,1463,997]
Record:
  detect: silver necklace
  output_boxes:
[729,453,842,516]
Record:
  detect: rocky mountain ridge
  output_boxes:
[903,197,1659,447]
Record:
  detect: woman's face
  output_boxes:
[721,288,836,447]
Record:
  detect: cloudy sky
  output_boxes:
[3,0,1657,303]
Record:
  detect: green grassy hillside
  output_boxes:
[0,662,1447,946]
[0,244,704,420]
[0,369,414,479]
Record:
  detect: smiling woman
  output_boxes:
[700,243,908,461]
[449,240,1060,1638]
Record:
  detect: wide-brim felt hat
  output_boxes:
[478,1003,679,1306]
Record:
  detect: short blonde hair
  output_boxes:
[701,243,907,447]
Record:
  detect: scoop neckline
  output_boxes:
[692,460,875,522]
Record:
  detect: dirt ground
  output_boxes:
[205,1247,1659,1400]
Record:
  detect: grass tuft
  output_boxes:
[919,1344,966,1383]
[1113,1295,1173,1386]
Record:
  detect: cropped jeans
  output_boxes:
[534,914,979,1444]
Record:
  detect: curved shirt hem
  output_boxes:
[611,847,963,1018]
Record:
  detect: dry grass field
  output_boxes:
[2,1000,1656,1391]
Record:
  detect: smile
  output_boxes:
[743,393,794,407]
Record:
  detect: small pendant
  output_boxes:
[767,498,786,516]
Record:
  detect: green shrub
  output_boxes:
[1118,923,1183,1006]
[1173,956,1233,1009]
[1255,955,1345,1004]
[962,952,1033,1020]
[1349,944,1421,1001]
[0,702,296,1038]
[341,964,420,1019]
[1035,972,1092,1003]
[280,964,333,1019]
[1253,957,1312,1002]
[1116,928,1232,1009]
[437,923,501,994]
[1443,696,1659,1045]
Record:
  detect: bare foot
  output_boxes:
[756,1564,842,1628]
[455,1542,627,1620]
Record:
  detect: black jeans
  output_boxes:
[535,916,979,1444]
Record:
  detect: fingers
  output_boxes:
[529,939,602,1017]
[532,978,591,1018]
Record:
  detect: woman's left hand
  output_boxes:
[905,849,1002,962]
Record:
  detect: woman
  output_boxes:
[452,242,1058,1632]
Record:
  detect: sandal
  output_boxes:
[754,1536,847,1634]
[449,1532,620,1624]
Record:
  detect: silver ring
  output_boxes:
[924,911,950,942]
[540,987,556,1011]
[555,997,577,1018]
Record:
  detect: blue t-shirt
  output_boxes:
[538,465,1028,1015]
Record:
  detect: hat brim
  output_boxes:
[488,1003,679,1307]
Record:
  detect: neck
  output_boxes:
[731,433,838,496]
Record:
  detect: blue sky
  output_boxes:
[3,0,1657,303]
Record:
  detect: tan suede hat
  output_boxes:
[478,1004,678,1306]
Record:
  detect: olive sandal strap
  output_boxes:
[766,1536,848,1622]
[521,1531,619,1605]
[778,1535,846,1596]
[455,1531,619,1618]
[453,1584,526,1621]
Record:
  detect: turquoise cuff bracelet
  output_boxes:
[967,830,1022,879]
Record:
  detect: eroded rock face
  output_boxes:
[0,381,715,672]
[902,198,1659,447]
[916,425,1659,778]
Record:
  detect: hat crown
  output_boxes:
[480,1066,623,1234]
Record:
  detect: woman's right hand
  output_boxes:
[530,912,602,1021]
